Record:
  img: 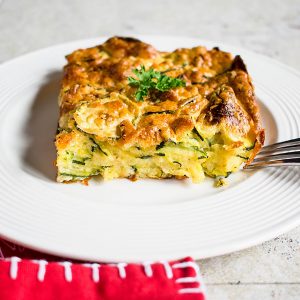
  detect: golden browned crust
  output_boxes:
[58,37,264,161]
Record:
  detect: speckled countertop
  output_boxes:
[0,0,299,299]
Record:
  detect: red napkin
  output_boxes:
[0,239,206,300]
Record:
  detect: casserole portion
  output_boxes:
[55,37,264,183]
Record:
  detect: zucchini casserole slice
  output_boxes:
[55,37,264,183]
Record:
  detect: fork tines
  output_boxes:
[246,138,300,168]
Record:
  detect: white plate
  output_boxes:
[0,35,299,262]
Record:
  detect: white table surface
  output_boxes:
[1,0,299,299]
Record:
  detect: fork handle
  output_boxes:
[245,158,300,169]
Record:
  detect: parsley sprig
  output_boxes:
[128,65,186,101]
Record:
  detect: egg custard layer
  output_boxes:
[55,37,264,183]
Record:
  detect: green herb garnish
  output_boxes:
[128,65,186,101]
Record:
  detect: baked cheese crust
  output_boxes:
[55,37,264,183]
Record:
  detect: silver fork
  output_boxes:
[246,138,300,169]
